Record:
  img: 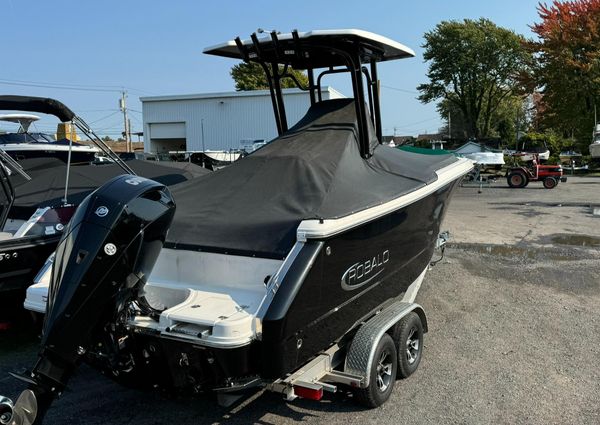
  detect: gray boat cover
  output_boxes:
[9,159,209,220]
[167,98,458,258]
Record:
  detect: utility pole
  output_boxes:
[448,112,451,142]
[201,118,206,168]
[127,118,132,151]
[119,91,131,152]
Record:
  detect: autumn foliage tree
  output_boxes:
[528,0,600,147]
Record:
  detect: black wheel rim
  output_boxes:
[376,350,393,392]
[406,326,420,365]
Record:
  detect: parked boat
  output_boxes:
[0,96,208,298]
[462,151,504,166]
[0,113,98,163]
[168,150,243,170]
[559,150,583,162]
[4,30,472,424]
[513,145,550,162]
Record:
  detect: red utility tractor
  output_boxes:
[506,154,567,189]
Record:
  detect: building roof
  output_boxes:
[382,135,414,145]
[140,86,345,103]
[416,133,446,142]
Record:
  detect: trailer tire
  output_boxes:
[354,333,397,408]
[392,312,423,379]
[543,177,558,189]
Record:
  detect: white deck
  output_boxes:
[139,248,283,348]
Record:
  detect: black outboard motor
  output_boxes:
[1,175,175,425]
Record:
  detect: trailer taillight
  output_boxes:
[293,385,323,401]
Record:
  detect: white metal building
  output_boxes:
[141,87,344,153]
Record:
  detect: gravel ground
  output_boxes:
[1,176,599,425]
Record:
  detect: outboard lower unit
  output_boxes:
[2,175,175,425]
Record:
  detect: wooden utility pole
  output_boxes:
[119,91,131,152]
[127,118,132,151]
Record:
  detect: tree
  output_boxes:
[527,0,600,150]
[230,62,309,91]
[102,135,114,142]
[418,19,529,139]
[437,94,526,145]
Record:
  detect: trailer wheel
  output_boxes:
[392,312,424,379]
[507,171,527,188]
[543,177,558,189]
[354,333,397,408]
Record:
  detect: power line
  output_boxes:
[0,77,124,89]
[392,116,440,130]
[88,111,121,125]
[0,80,120,93]
[95,121,126,132]
[0,77,156,95]
[129,113,143,126]
[381,85,419,95]
[76,108,119,113]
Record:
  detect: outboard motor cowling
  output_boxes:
[3,175,175,424]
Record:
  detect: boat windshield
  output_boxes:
[0,153,16,228]
[0,132,56,144]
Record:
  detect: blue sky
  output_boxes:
[1,0,542,139]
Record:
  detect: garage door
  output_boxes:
[150,122,186,139]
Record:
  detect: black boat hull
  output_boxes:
[261,179,459,378]
[6,149,96,164]
[0,235,59,294]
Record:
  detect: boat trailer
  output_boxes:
[266,301,427,403]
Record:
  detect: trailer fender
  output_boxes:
[411,305,428,333]
[344,302,426,388]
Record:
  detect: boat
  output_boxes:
[590,125,600,158]
[559,150,588,170]
[0,113,98,163]
[0,96,208,298]
[461,151,504,166]
[504,138,551,162]
[168,150,243,170]
[559,150,582,163]
[3,30,472,424]
[512,144,550,162]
